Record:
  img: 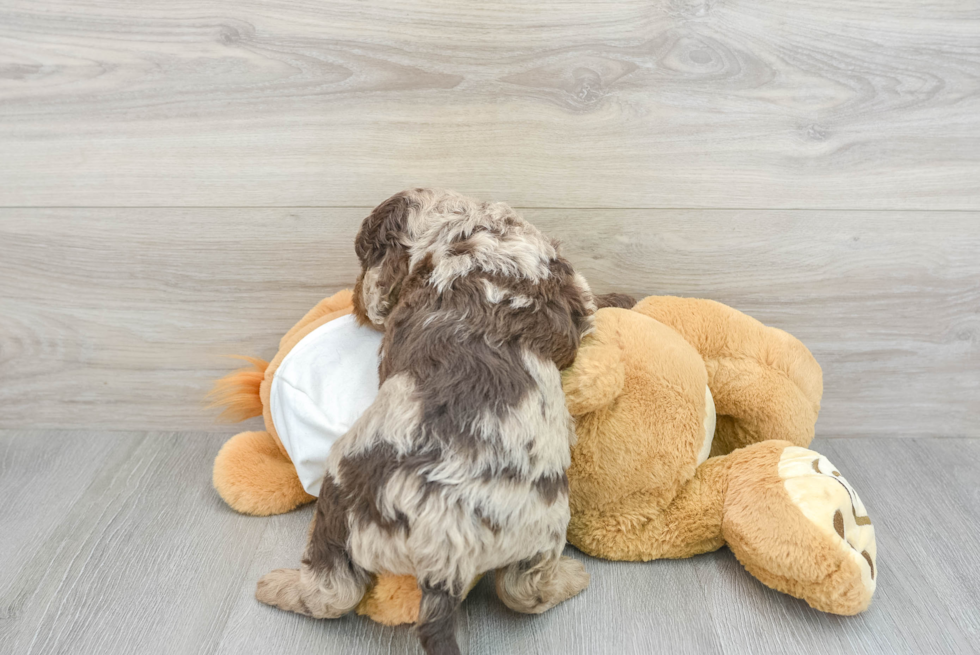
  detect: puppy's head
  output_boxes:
[352,191,418,329]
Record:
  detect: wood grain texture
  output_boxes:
[0,430,269,655]
[0,430,121,622]
[1,208,976,437]
[1,0,978,208]
[1,432,977,655]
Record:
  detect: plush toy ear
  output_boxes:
[562,328,625,417]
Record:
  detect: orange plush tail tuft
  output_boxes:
[207,356,269,422]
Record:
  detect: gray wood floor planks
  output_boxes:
[1,431,977,655]
[1,0,978,208]
[0,431,269,655]
[0,430,122,633]
[2,209,977,438]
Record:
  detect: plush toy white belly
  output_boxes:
[269,314,383,495]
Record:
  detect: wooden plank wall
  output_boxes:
[1,0,978,437]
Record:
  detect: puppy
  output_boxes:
[256,189,599,655]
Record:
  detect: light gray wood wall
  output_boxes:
[1,0,978,437]
[2,0,979,209]
[1,209,976,437]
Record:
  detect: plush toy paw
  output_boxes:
[213,431,315,516]
[722,442,877,615]
[777,446,877,605]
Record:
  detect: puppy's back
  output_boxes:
[347,189,596,651]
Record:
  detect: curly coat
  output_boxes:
[256,189,604,655]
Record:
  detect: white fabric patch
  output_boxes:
[269,314,383,495]
[698,386,716,465]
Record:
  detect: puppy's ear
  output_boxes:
[353,193,414,327]
[562,326,625,417]
[542,266,598,370]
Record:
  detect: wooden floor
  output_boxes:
[0,431,977,655]
[2,0,979,653]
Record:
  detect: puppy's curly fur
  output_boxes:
[256,189,597,655]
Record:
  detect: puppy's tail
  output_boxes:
[207,355,269,422]
[416,584,465,655]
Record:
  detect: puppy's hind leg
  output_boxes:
[495,549,590,615]
[256,476,369,619]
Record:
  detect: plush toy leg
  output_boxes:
[568,439,877,615]
[722,441,877,615]
[356,572,487,626]
[213,431,315,516]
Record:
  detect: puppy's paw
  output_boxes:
[530,557,590,614]
[554,556,590,600]
[256,568,306,613]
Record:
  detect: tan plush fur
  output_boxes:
[212,431,313,516]
[211,290,876,621]
[560,303,874,615]
[356,575,422,626]
[631,296,823,456]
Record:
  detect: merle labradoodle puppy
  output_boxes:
[256,189,613,655]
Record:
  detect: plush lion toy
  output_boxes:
[209,290,877,623]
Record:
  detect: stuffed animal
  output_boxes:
[210,290,877,623]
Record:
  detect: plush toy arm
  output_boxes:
[632,296,822,455]
[562,329,625,417]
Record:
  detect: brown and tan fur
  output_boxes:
[255,189,596,655]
